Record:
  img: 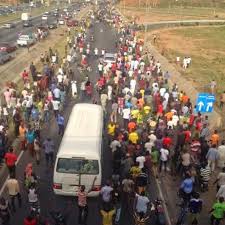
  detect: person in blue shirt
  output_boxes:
[180,173,194,203]
[31,106,39,121]
[57,113,65,136]
[25,125,35,156]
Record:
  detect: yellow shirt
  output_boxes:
[131,109,139,119]
[129,132,139,144]
[100,209,115,225]
[143,105,151,114]
[107,124,115,136]
[140,89,145,98]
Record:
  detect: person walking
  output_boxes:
[25,125,35,157]
[77,177,97,225]
[4,146,17,177]
[206,144,219,172]
[6,174,22,212]
[209,197,225,225]
[57,113,65,136]
[0,197,11,225]
[43,137,54,167]
[189,192,203,225]
[33,137,41,165]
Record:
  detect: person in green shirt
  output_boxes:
[151,148,159,179]
[209,197,225,225]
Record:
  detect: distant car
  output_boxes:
[53,12,59,17]
[58,19,65,25]
[23,20,32,27]
[0,43,17,53]
[42,14,48,20]
[17,34,36,47]
[66,19,78,27]
[103,53,116,65]
[3,23,15,29]
[48,23,57,29]
[0,52,12,65]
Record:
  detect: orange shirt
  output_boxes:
[128,121,136,133]
[182,95,189,104]
[211,134,219,145]
[165,111,174,121]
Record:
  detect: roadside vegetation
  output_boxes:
[117,0,225,22]
[145,26,225,98]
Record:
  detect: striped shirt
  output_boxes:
[200,167,211,181]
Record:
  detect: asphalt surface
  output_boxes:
[0,19,159,225]
[0,2,81,44]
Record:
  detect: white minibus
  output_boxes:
[53,103,103,196]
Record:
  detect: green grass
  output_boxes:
[155,26,225,96]
[119,0,225,8]
[118,0,225,21]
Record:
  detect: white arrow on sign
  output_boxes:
[206,102,213,112]
[197,101,204,111]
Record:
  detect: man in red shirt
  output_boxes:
[5,147,17,176]
[21,70,29,84]
[162,134,172,149]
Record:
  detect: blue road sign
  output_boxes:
[196,93,215,113]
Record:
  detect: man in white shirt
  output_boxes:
[136,155,146,169]
[159,147,169,173]
[53,87,60,100]
[52,99,60,118]
[130,78,136,96]
[123,107,131,128]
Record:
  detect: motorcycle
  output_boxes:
[151,199,166,225]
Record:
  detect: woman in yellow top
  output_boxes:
[129,131,139,144]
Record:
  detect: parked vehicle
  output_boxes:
[0,43,17,53]
[17,34,35,47]
[3,23,15,29]
[0,52,12,64]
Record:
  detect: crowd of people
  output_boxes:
[0,3,225,225]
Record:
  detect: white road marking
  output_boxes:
[156,178,172,225]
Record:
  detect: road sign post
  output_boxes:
[196,93,215,113]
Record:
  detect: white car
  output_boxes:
[103,53,116,65]
[3,23,15,28]
[58,19,65,25]
[17,35,35,47]
[42,14,48,20]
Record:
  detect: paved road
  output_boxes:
[0,18,160,225]
[0,2,81,44]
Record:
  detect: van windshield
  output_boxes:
[56,158,99,174]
